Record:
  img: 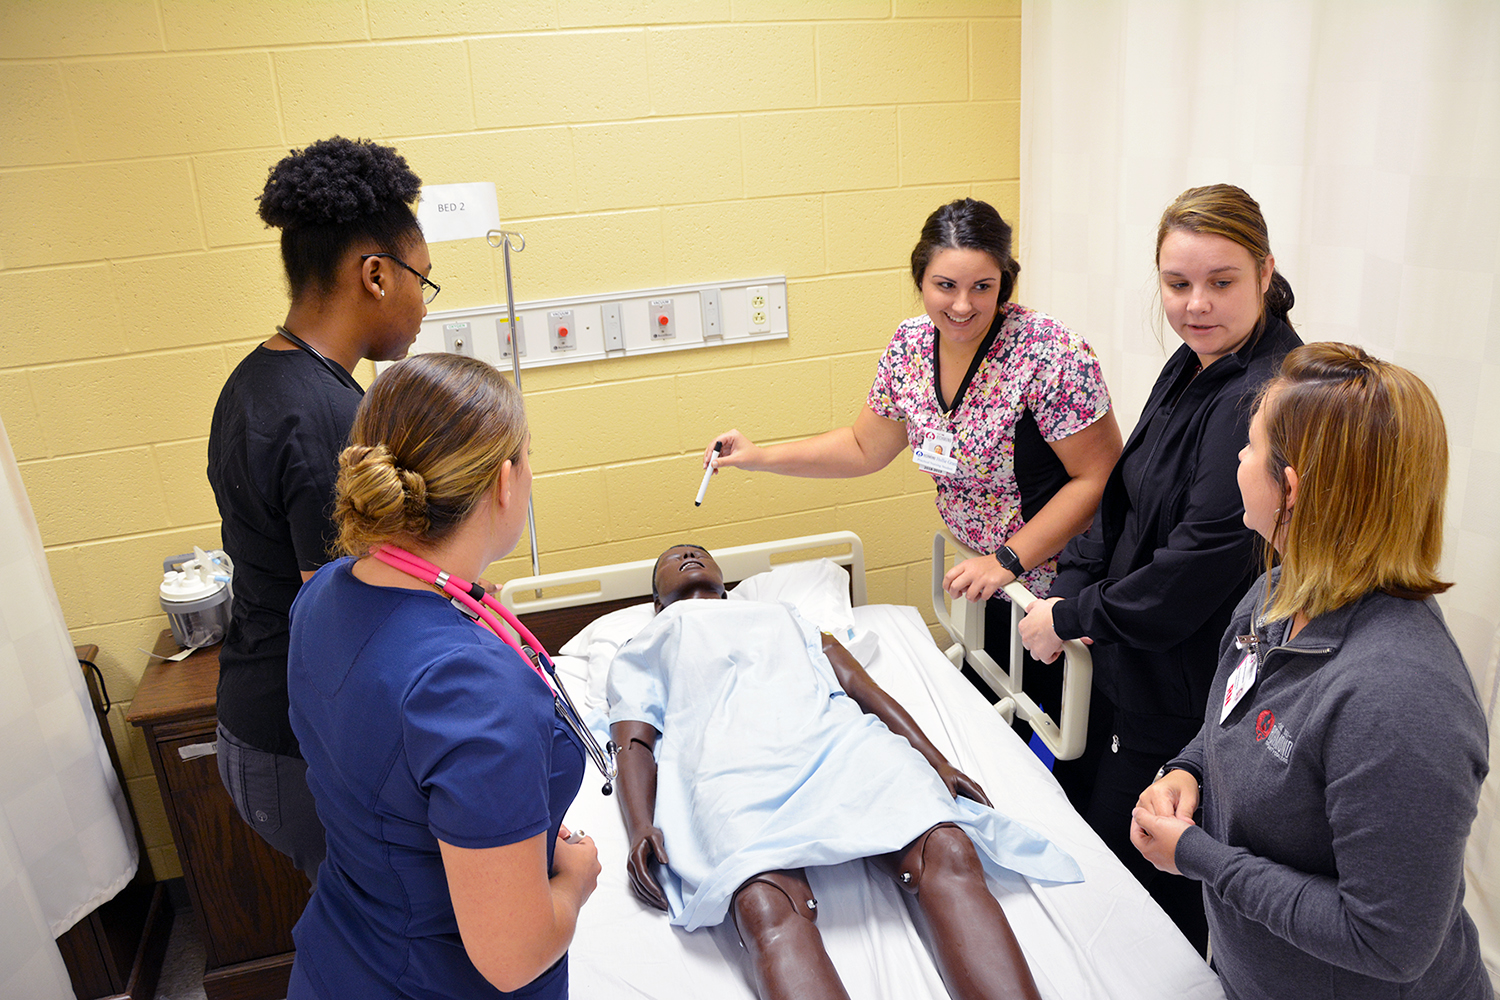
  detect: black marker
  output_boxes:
[695,441,724,506]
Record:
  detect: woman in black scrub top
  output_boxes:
[206,136,437,880]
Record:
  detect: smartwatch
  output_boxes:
[995,544,1024,576]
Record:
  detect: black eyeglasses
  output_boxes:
[362,252,441,304]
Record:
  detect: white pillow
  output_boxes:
[728,558,855,635]
[557,603,654,711]
[555,557,855,654]
[557,602,654,658]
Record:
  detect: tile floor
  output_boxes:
[154,910,207,999]
[151,880,287,1000]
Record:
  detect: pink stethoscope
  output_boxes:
[372,544,617,795]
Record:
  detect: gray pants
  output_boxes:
[216,723,326,885]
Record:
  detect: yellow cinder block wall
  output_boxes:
[0,1,1022,881]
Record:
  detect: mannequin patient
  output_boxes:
[607,544,1077,1000]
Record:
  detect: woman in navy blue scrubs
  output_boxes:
[286,354,599,999]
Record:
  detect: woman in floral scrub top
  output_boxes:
[707,199,1121,732]
[866,302,1111,598]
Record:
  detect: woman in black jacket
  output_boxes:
[1019,184,1302,952]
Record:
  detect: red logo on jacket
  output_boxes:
[1255,710,1275,741]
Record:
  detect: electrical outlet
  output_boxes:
[701,287,722,340]
[650,298,676,340]
[443,321,474,356]
[747,285,770,332]
[548,309,576,352]
[496,315,526,358]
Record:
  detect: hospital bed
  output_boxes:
[501,532,1223,1000]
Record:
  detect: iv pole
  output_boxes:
[486,228,541,581]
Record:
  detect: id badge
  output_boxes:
[1219,650,1258,724]
[913,430,959,476]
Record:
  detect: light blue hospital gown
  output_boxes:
[606,599,1082,930]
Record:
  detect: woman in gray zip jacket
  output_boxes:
[1132,343,1489,1000]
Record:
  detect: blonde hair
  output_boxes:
[334,354,527,557]
[1156,184,1295,334]
[1258,342,1450,621]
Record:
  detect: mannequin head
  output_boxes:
[652,544,728,611]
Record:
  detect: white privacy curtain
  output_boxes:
[0,414,137,1000]
[1020,0,1500,986]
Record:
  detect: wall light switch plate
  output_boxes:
[602,302,624,351]
[701,288,722,340]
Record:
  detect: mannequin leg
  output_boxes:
[729,869,850,1000]
[878,825,1041,1000]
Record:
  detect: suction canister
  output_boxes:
[160,548,234,648]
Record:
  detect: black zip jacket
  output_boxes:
[1049,318,1302,749]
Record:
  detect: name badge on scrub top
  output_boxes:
[1219,649,1258,724]
[913,430,959,477]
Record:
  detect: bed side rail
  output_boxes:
[499,530,866,615]
[931,529,1092,761]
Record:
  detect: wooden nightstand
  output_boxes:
[127,632,310,1000]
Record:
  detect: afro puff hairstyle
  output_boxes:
[258,136,424,300]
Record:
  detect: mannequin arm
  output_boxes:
[610,720,671,910]
[821,634,991,807]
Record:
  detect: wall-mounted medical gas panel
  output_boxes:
[407,277,788,370]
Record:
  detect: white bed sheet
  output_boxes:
[556,601,1225,1000]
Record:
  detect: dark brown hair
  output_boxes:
[910,199,1021,304]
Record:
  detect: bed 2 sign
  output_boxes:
[417,182,501,244]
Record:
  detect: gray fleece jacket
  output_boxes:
[1168,572,1489,1000]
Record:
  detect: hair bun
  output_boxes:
[395,466,430,526]
[336,443,431,541]
[258,136,422,230]
[1264,271,1296,322]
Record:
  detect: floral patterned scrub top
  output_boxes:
[867,303,1111,596]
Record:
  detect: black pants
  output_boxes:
[969,597,1207,950]
[217,723,326,885]
[1051,692,1209,954]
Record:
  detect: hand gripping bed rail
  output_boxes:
[931,529,1092,761]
